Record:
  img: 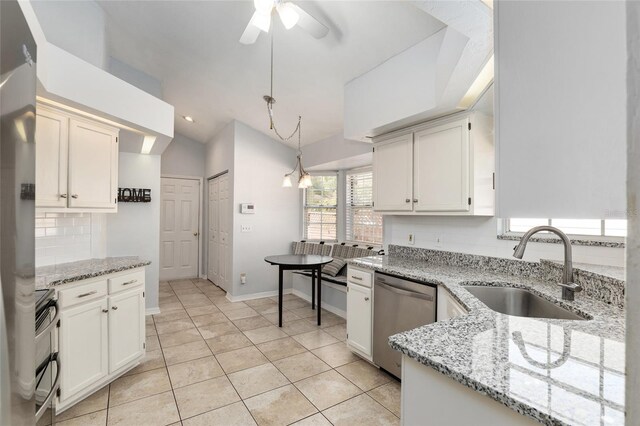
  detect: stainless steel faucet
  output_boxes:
[512,226,583,301]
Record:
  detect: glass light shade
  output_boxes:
[254,0,274,14]
[298,176,306,189]
[282,174,292,187]
[302,174,312,187]
[277,3,299,29]
[251,11,271,32]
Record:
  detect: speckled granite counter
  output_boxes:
[349,252,625,426]
[36,257,150,289]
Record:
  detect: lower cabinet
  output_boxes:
[346,266,374,360]
[55,268,146,413]
[59,298,109,399]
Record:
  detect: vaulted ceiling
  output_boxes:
[97,1,446,145]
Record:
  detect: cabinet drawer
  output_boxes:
[347,267,372,288]
[58,280,108,309]
[109,270,144,294]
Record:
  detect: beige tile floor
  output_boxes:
[53,278,401,426]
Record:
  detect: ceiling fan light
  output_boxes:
[251,11,271,33]
[282,174,292,188]
[254,0,274,14]
[277,3,299,30]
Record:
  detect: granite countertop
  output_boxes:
[36,257,151,289]
[349,255,625,426]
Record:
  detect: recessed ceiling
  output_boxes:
[97,1,445,145]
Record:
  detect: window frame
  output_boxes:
[501,218,626,242]
[344,167,383,246]
[302,172,339,242]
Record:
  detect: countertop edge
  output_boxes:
[38,259,151,288]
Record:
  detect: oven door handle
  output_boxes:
[376,281,434,301]
[35,300,59,344]
[35,352,60,422]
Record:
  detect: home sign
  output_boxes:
[118,188,151,203]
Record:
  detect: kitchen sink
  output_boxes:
[462,285,587,320]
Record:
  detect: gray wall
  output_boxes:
[107,153,161,312]
[109,57,163,99]
[162,133,206,177]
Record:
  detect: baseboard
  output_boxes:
[292,289,346,319]
[225,288,293,303]
[199,274,208,280]
[145,307,161,316]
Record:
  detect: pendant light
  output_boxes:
[262,31,311,189]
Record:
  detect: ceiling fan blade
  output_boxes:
[289,3,329,39]
[239,14,262,44]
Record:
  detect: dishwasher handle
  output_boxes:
[376,280,434,302]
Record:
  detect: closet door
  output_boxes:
[207,179,220,286]
[207,174,230,291]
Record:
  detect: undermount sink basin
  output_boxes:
[463,286,587,321]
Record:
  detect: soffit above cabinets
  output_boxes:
[344,0,493,142]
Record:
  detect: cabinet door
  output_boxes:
[373,134,414,211]
[347,283,372,357]
[108,288,145,373]
[68,119,118,209]
[35,108,68,207]
[59,298,108,401]
[414,118,470,212]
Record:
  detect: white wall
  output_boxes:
[231,122,300,297]
[302,133,372,169]
[162,133,205,177]
[106,153,161,312]
[626,1,640,423]
[108,57,163,99]
[31,0,107,69]
[384,216,625,267]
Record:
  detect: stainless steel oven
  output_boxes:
[35,289,60,425]
[373,273,437,379]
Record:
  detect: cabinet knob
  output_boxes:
[102,309,108,313]
[193,232,199,237]
[71,194,78,199]
[413,199,418,203]
[405,198,411,203]
[60,194,68,199]
[364,297,370,301]
[112,306,118,310]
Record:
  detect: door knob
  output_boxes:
[193,232,199,237]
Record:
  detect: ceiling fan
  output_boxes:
[239,0,329,45]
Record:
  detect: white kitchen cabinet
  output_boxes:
[68,119,118,209]
[35,103,119,212]
[372,111,494,216]
[58,298,109,400]
[436,287,467,322]
[414,118,469,212]
[346,266,374,360]
[54,268,146,413]
[35,106,69,208]
[372,133,414,211]
[108,288,145,373]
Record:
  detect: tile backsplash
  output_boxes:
[35,212,101,267]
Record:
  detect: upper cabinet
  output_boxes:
[495,1,626,219]
[36,104,119,212]
[373,110,494,216]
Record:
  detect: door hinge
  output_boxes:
[143,291,145,298]
[56,388,61,397]
[56,319,60,328]
[143,342,146,349]
[373,147,375,153]
[346,286,349,292]
[116,137,118,143]
[372,201,374,207]
[114,197,117,204]
[468,122,471,131]
[492,172,495,190]
[468,197,472,205]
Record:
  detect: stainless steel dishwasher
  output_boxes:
[373,272,437,379]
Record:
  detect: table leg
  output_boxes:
[278,266,283,327]
[317,266,322,326]
[311,268,316,310]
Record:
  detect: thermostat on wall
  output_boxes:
[240,203,255,214]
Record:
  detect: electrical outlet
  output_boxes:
[435,235,443,248]
[408,234,415,245]
[241,225,252,232]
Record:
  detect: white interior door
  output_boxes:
[208,174,230,292]
[160,177,200,280]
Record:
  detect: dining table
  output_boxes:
[264,254,333,327]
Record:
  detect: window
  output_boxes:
[303,175,337,241]
[346,170,383,245]
[507,218,627,238]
